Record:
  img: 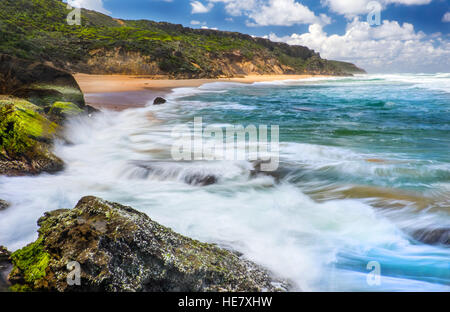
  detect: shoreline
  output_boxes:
[74,74,331,111]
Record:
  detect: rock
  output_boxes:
[0,199,10,211]
[0,55,92,176]
[0,54,86,109]
[411,228,449,246]
[0,246,12,292]
[184,174,218,186]
[45,101,84,123]
[0,98,64,176]
[0,246,10,262]
[153,97,167,105]
[9,196,288,292]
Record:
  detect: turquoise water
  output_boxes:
[0,74,449,291]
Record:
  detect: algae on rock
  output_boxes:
[0,98,63,175]
[9,196,289,292]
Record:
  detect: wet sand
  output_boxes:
[74,74,329,111]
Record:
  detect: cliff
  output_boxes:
[0,0,365,78]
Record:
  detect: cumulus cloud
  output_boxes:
[266,19,450,73]
[322,0,432,17]
[209,0,257,16]
[67,0,110,14]
[443,12,450,23]
[209,0,329,26]
[191,1,214,14]
[246,0,328,26]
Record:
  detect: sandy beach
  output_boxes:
[74,74,327,110]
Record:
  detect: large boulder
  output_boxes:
[8,196,288,292]
[0,54,85,110]
[0,54,96,175]
[0,97,64,176]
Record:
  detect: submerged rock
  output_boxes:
[0,246,12,292]
[184,174,218,186]
[0,199,10,211]
[412,228,449,246]
[9,196,288,292]
[153,97,167,105]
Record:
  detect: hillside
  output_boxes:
[0,0,365,78]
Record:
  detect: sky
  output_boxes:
[66,0,450,73]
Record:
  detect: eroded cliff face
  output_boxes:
[74,49,164,75]
[64,47,351,78]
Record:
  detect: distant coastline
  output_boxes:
[75,74,333,110]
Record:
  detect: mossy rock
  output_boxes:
[9,238,50,291]
[0,100,63,175]
[46,101,84,123]
[8,196,289,292]
[0,101,59,156]
[0,54,86,107]
[12,85,85,111]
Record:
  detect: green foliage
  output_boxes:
[0,0,363,77]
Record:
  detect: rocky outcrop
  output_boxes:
[0,54,86,109]
[0,55,96,176]
[0,246,12,292]
[9,196,288,292]
[0,97,64,176]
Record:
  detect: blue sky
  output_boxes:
[67,0,450,73]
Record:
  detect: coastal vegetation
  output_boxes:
[0,0,365,78]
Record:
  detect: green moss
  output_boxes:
[10,236,50,288]
[0,101,58,156]
[51,101,83,115]
[25,84,85,108]
[9,284,33,292]
[0,97,42,112]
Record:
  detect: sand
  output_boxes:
[74,74,328,111]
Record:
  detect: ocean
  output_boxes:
[1,73,449,291]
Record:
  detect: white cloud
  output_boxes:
[247,0,326,26]
[322,0,432,17]
[266,19,450,73]
[209,0,257,16]
[209,0,329,26]
[200,25,218,30]
[443,12,450,23]
[191,1,214,14]
[190,20,207,26]
[67,0,110,14]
